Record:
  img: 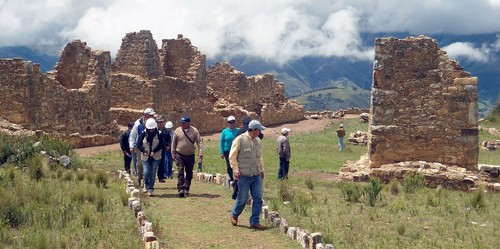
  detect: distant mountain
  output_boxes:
[2,32,499,116]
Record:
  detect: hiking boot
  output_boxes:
[159,179,165,183]
[230,215,238,226]
[179,190,185,198]
[147,192,153,197]
[250,224,266,230]
[143,187,147,193]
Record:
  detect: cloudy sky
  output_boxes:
[1,0,500,64]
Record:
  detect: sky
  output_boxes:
[1,0,500,64]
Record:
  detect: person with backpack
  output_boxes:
[171,116,203,197]
[120,122,134,174]
[129,108,156,187]
[137,118,164,196]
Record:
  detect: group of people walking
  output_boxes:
[120,108,345,230]
[120,108,202,197]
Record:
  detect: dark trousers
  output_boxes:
[157,150,166,180]
[223,151,234,181]
[278,157,289,179]
[176,153,195,192]
[123,154,132,173]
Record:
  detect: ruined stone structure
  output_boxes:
[369,36,478,170]
[0,41,115,146]
[0,31,304,147]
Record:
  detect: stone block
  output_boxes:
[325,244,334,249]
[131,189,140,198]
[309,232,323,249]
[132,200,141,214]
[272,217,281,227]
[144,241,159,249]
[143,221,153,232]
[279,218,289,234]
[297,228,310,248]
[136,211,146,226]
[261,206,269,220]
[287,227,297,240]
[128,197,138,209]
[268,211,279,223]
[316,243,324,249]
[142,231,156,242]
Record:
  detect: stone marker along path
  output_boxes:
[137,175,300,248]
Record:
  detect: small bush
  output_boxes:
[470,186,486,210]
[76,170,85,181]
[85,171,95,184]
[119,191,129,207]
[81,205,92,228]
[291,192,312,216]
[62,171,74,181]
[340,183,362,203]
[278,180,295,202]
[94,171,108,188]
[71,188,86,203]
[364,177,383,207]
[85,188,96,203]
[26,154,44,181]
[396,223,406,236]
[305,177,314,190]
[96,191,105,212]
[388,179,401,195]
[402,172,426,193]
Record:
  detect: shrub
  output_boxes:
[278,180,294,202]
[96,191,105,212]
[120,191,129,207]
[396,223,406,236]
[94,171,108,188]
[364,177,383,207]
[470,186,486,210]
[291,192,311,216]
[81,205,92,228]
[76,170,85,181]
[388,179,401,195]
[26,154,44,181]
[402,172,426,193]
[305,177,314,190]
[340,183,362,203]
[62,171,74,181]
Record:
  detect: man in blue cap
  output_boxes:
[229,120,267,229]
[171,116,203,197]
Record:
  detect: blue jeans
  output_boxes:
[142,158,160,193]
[165,150,173,178]
[338,137,344,151]
[278,157,289,179]
[157,150,166,180]
[232,175,263,226]
[132,152,138,176]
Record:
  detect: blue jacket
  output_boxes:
[220,127,239,154]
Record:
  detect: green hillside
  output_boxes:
[292,77,370,111]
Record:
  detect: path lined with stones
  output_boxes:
[122,171,302,248]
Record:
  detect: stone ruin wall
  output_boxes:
[369,36,478,170]
[207,62,304,126]
[0,30,304,147]
[0,41,114,139]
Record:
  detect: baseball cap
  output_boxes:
[143,108,155,115]
[156,115,165,122]
[180,116,191,123]
[227,115,236,122]
[248,120,266,130]
[281,127,290,135]
[165,121,173,128]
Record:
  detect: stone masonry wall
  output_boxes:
[369,36,478,170]
[1,30,304,146]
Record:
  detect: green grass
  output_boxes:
[2,114,499,249]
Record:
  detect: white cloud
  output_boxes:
[443,42,489,62]
[1,0,500,64]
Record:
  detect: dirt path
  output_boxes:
[145,177,300,248]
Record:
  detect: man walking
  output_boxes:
[171,116,203,197]
[276,127,291,180]
[229,120,267,230]
[120,122,134,174]
[129,108,156,187]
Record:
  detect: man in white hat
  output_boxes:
[276,127,291,180]
[229,120,267,230]
[336,124,346,151]
[129,107,155,187]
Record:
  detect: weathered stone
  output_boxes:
[261,206,269,220]
[287,227,297,240]
[316,243,324,249]
[128,197,138,209]
[272,217,281,227]
[324,244,334,249]
[143,221,153,232]
[131,189,140,198]
[279,218,289,234]
[309,232,323,249]
[369,36,478,170]
[132,200,141,214]
[268,211,280,223]
[144,241,159,249]
[297,228,310,248]
[142,232,156,242]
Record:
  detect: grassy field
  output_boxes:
[1,115,499,248]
